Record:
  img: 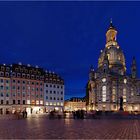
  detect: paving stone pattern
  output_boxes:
[0,116,140,139]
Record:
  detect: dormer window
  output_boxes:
[12,72,16,77]
[6,72,9,77]
[31,75,34,79]
[27,74,30,79]
[0,72,4,76]
[6,67,10,71]
[15,68,18,72]
[22,74,25,78]
[17,73,20,77]
[1,67,4,71]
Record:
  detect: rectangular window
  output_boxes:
[0,85,4,90]
[27,100,30,104]
[6,93,9,97]
[12,86,15,90]
[6,100,9,104]
[40,100,43,105]
[13,100,15,104]
[123,88,127,103]
[23,100,25,104]
[102,86,106,102]
[18,100,20,104]
[23,93,25,97]
[1,100,3,104]
[36,100,39,105]
[112,87,116,102]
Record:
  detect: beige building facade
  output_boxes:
[64,97,86,111]
[86,21,140,112]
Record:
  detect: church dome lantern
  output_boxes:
[98,20,126,75]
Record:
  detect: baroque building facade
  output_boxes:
[64,97,86,111]
[86,21,140,112]
[0,63,64,114]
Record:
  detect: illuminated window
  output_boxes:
[40,100,43,105]
[102,86,106,102]
[131,88,134,96]
[118,55,121,60]
[36,100,39,105]
[124,79,127,84]
[46,102,48,105]
[112,87,116,102]
[123,88,126,102]
[31,100,35,105]
[102,78,106,83]
[107,54,110,60]
[27,100,30,104]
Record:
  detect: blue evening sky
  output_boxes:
[0,2,140,99]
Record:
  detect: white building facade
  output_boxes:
[44,72,64,112]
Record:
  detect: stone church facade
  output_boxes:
[86,21,140,111]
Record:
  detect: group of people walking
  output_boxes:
[73,110,85,119]
[14,110,28,119]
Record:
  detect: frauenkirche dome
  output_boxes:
[98,20,126,74]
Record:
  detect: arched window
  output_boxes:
[131,88,134,96]
[102,86,106,102]
[112,86,116,102]
[107,54,110,60]
[123,88,126,102]
[118,55,121,60]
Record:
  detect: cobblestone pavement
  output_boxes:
[0,116,140,139]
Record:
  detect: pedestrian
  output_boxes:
[25,111,27,118]
[22,111,25,118]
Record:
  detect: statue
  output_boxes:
[119,96,124,111]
